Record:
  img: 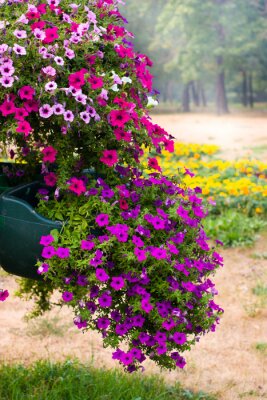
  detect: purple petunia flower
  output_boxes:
[81,240,95,251]
[97,317,110,330]
[62,291,73,302]
[98,292,112,308]
[57,247,70,259]
[172,332,187,345]
[110,276,124,290]
[95,268,109,282]
[95,213,109,227]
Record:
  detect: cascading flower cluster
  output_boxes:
[36,173,224,372]
[0,0,224,372]
[0,0,173,187]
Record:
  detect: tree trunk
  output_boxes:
[248,72,254,108]
[216,56,229,115]
[241,70,248,107]
[198,81,207,107]
[182,83,191,112]
[190,81,200,107]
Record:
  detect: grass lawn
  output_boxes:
[0,360,215,400]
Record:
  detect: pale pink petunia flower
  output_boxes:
[39,104,53,118]
[33,28,46,40]
[0,64,15,76]
[54,56,64,66]
[0,76,14,87]
[0,44,8,54]
[42,66,56,76]
[45,81,57,92]
[80,111,90,124]
[64,110,74,122]
[65,48,75,59]
[53,103,65,115]
[13,29,27,39]
[13,44,26,55]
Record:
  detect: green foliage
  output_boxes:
[255,342,267,355]
[0,360,216,400]
[203,210,267,247]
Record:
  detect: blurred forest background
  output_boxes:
[122,0,267,114]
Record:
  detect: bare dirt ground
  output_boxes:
[1,113,267,400]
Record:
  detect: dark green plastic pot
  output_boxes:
[0,182,62,280]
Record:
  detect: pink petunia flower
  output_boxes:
[68,177,86,196]
[110,276,125,290]
[80,240,95,251]
[42,66,56,76]
[148,157,162,172]
[88,75,104,90]
[68,70,85,89]
[42,146,57,163]
[16,120,32,136]
[100,149,118,167]
[109,109,131,128]
[44,172,57,187]
[14,108,29,121]
[43,27,59,44]
[0,100,16,116]
[53,103,65,115]
[114,128,132,142]
[18,86,35,100]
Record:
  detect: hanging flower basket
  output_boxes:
[0,181,62,280]
[0,0,224,373]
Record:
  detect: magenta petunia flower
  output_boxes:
[148,157,162,172]
[42,146,57,163]
[57,247,70,259]
[95,213,109,227]
[80,240,95,251]
[37,263,49,274]
[134,247,147,262]
[150,247,167,260]
[40,234,54,246]
[110,276,124,290]
[0,290,9,302]
[95,268,109,282]
[100,149,118,167]
[41,245,56,259]
[62,291,73,302]
[141,298,153,314]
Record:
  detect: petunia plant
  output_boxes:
[0,0,224,372]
